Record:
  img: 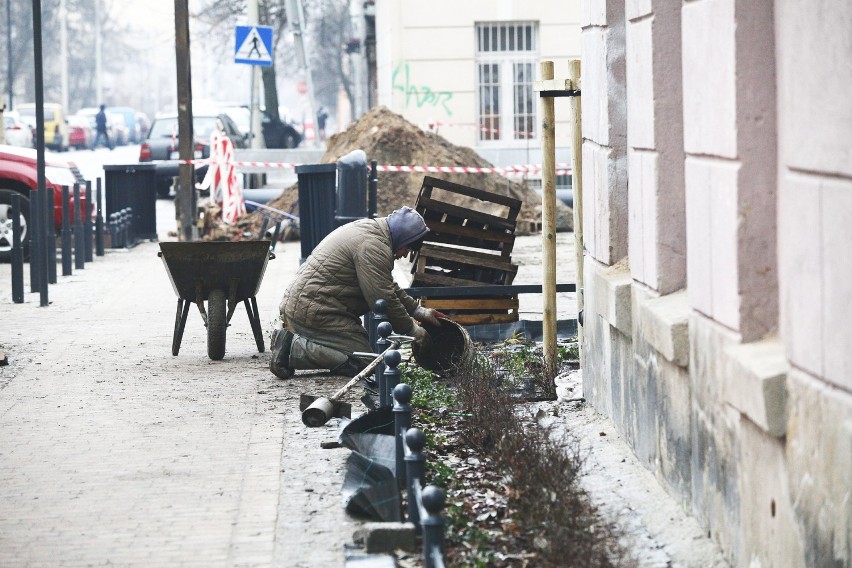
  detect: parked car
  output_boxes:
[108,112,129,146]
[261,111,302,149]
[139,112,249,197]
[0,144,89,262]
[220,106,302,149]
[3,111,35,148]
[16,103,70,151]
[66,114,93,150]
[108,106,141,143]
[135,111,150,141]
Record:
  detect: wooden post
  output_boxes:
[568,59,584,360]
[540,61,557,377]
[174,0,197,242]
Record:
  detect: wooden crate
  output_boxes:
[411,177,523,325]
[415,176,522,259]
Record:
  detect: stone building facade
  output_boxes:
[581,0,850,565]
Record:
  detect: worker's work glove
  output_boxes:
[413,306,446,326]
[410,323,429,345]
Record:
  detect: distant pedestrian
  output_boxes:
[316,106,329,141]
[92,104,112,150]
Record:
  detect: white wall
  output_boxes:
[375,0,581,162]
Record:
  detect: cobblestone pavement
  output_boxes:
[0,238,357,566]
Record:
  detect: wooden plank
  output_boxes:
[422,176,523,211]
[411,272,491,288]
[417,197,516,232]
[451,312,519,325]
[421,298,519,310]
[424,219,515,245]
[419,243,518,273]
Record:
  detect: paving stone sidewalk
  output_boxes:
[0,239,357,567]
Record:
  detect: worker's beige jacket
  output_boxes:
[280,217,419,345]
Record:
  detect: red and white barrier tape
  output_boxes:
[180,158,572,177]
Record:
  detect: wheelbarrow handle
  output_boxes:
[330,340,400,402]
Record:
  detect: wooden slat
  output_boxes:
[411,272,491,288]
[419,243,517,272]
[450,312,519,325]
[422,176,523,211]
[423,219,514,245]
[421,298,519,310]
[417,197,516,232]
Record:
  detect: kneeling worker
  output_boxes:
[270,206,444,379]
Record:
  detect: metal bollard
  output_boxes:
[46,187,57,284]
[29,185,41,293]
[383,348,402,408]
[393,383,413,486]
[123,207,133,247]
[376,319,393,404]
[421,485,447,568]
[95,179,104,256]
[404,428,426,533]
[125,206,134,246]
[61,186,72,275]
[84,180,93,262]
[108,213,117,248]
[11,193,24,303]
[369,298,388,353]
[73,184,85,269]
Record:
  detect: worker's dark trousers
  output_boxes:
[286,320,371,375]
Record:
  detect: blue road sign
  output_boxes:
[235,25,273,66]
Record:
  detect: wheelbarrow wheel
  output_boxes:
[207,289,227,360]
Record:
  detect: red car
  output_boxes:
[0,144,89,262]
[67,115,93,150]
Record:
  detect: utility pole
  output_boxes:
[247,0,263,149]
[174,0,196,241]
[95,0,102,104]
[60,0,68,112]
[6,0,12,109]
[286,0,318,147]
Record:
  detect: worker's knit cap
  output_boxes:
[387,206,429,251]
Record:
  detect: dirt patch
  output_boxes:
[206,106,572,240]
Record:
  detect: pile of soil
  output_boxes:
[208,106,573,240]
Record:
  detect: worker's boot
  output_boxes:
[269,328,295,379]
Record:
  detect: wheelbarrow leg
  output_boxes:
[173,299,191,356]
[245,296,265,353]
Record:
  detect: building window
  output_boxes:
[476,22,538,142]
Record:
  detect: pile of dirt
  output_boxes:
[209,106,573,240]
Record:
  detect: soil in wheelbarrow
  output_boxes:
[202,106,573,242]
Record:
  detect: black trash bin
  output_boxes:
[336,149,368,227]
[295,163,337,263]
[104,163,158,241]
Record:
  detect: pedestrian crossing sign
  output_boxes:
[235,25,273,66]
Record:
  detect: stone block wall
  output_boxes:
[580,0,851,565]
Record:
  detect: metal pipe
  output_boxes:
[32,0,49,307]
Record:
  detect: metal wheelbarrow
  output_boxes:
[158,241,274,360]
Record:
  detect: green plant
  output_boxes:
[401,364,457,410]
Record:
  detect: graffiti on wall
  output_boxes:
[392,63,454,116]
